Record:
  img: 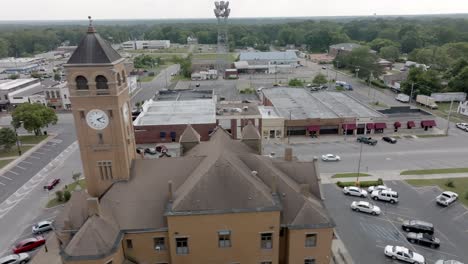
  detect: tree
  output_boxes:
[313,73,328,85]
[72,172,82,183]
[400,67,442,96]
[8,74,19,80]
[0,38,9,58]
[448,66,468,94]
[11,103,58,136]
[369,38,400,52]
[335,46,383,79]
[380,46,400,62]
[288,78,303,87]
[134,55,159,69]
[0,128,17,150]
[54,73,61,81]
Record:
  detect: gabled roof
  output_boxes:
[241,122,261,140]
[67,26,122,64]
[179,124,201,143]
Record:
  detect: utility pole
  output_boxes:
[335,61,339,81]
[409,82,415,104]
[356,141,363,186]
[287,110,292,144]
[355,67,360,79]
[446,99,454,136]
[343,123,348,141]
[275,64,278,85]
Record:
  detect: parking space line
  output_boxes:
[16,165,27,170]
[8,170,19,175]
[1,175,12,180]
[0,181,5,186]
[20,160,33,165]
[454,210,468,220]
[29,156,41,159]
[34,151,46,155]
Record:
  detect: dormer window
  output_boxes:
[76,76,89,90]
[96,75,108,89]
[117,73,122,86]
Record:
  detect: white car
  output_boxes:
[367,185,390,193]
[321,154,340,161]
[350,201,381,215]
[32,220,53,234]
[0,253,30,264]
[384,245,425,264]
[343,186,368,197]
[455,123,468,130]
[371,190,399,204]
[436,191,458,206]
[435,260,464,264]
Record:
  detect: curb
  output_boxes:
[0,134,58,176]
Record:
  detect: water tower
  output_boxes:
[214,1,231,74]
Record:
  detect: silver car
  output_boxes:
[436,191,458,206]
[32,220,53,234]
[0,253,30,264]
[343,186,368,197]
[351,201,381,215]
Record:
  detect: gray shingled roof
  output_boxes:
[241,122,261,140]
[67,28,122,64]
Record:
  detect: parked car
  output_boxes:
[384,245,425,264]
[322,66,327,70]
[455,123,468,130]
[406,232,440,248]
[13,237,45,254]
[144,148,158,155]
[43,179,60,191]
[136,147,145,154]
[357,136,378,146]
[435,260,464,264]
[321,154,340,161]
[402,220,434,235]
[382,136,397,144]
[343,186,367,197]
[0,253,30,264]
[371,190,399,203]
[319,85,328,89]
[350,201,381,215]
[368,185,390,193]
[32,220,53,234]
[195,83,200,87]
[436,191,458,206]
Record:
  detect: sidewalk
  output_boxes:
[321,170,468,184]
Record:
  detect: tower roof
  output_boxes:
[67,17,122,65]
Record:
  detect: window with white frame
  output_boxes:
[305,233,317,247]
[218,230,231,248]
[154,237,166,250]
[260,233,273,249]
[176,237,189,255]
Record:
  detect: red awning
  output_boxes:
[407,121,415,128]
[366,123,375,130]
[307,125,320,132]
[374,123,387,129]
[342,123,357,130]
[394,121,401,128]
[421,120,437,127]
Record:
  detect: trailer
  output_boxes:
[416,95,438,109]
[430,92,467,102]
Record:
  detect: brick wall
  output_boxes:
[134,123,217,144]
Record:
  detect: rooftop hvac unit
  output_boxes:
[243,106,249,111]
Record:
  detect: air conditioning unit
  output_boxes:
[243,106,249,111]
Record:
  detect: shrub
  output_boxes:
[336,180,382,188]
[464,191,468,200]
[55,190,64,202]
[371,80,387,88]
[64,190,71,202]
[445,179,455,188]
[377,178,383,185]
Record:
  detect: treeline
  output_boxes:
[2,17,468,58]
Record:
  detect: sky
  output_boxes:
[1,0,468,20]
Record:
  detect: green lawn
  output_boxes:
[332,173,371,179]
[46,179,87,208]
[18,135,48,144]
[401,168,468,175]
[424,102,468,123]
[416,134,447,138]
[0,146,33,158]
[0,159,14,169]
[406,178,468,206]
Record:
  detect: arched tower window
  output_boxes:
[122,71,126,83]
[95,75,108,89]
[76,76,89,90]
[117,73,122,86]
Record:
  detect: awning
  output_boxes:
[407,121,415,128]
[421,120,437,127]
[342,123,357,130]
[394,121,401,128]
[366,123,375,130]
[374,123,387,129]
[307,125,320,132]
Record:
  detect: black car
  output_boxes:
[406,232,440,248]
[382,136,397,144]
[402,220,434,235]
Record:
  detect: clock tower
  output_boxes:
[64,17,136,197]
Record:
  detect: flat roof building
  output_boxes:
[0,78,41,108]
[236,51,299,74]
[121,40,171,50]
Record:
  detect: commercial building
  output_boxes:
[235,51,299,74]
[258,106,285,140]
[7,81,44,105]
[382,71,408,91]
[44,81,71,110]
[0,57,43,74]
[37,23,335,264]
[187,36,198,45]
[216,101,262,139]
[122,40,171,50]
[328,43,377,57]
[0,78,41,109]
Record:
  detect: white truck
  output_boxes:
[395,93,410,103]
[416,95,438,109]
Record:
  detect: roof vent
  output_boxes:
[243,106,249,111]
[251,171,258,177]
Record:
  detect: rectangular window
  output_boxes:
[261,262,272,264]
[218,230,231,248]
[176,237,189,255]
[304,259,315,264]
[98,133,104,144]
[260,233,273,249]
[154,237,166,251]
[126,239,133,249]
[160,132,166,138]
[305,234,317,247]
[98,161,113,180]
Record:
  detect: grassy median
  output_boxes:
[401,168,468,175]
[406,178,468,206]
[46,179,87,208]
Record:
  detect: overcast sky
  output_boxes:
[2,0,468,20]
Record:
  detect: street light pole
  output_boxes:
[446,99,454,136]
[14,126,22,156]
[356,141,363,186]
[287,110,292,144]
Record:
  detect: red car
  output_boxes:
[43,178,60,191]
[13,237,45,254]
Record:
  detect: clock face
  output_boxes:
[122,103,129,124]
[86,109,109,130]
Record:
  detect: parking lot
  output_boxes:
[323,181,468,263]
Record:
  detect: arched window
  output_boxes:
[117,73,121,86]
[121,71,126,83]
[75,76,89,90]
[95,75,108,90]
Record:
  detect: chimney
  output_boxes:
[284,147,293,161]
[168,181,173,202]
[87,197,101,217]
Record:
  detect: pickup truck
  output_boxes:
[357,136,378,146]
